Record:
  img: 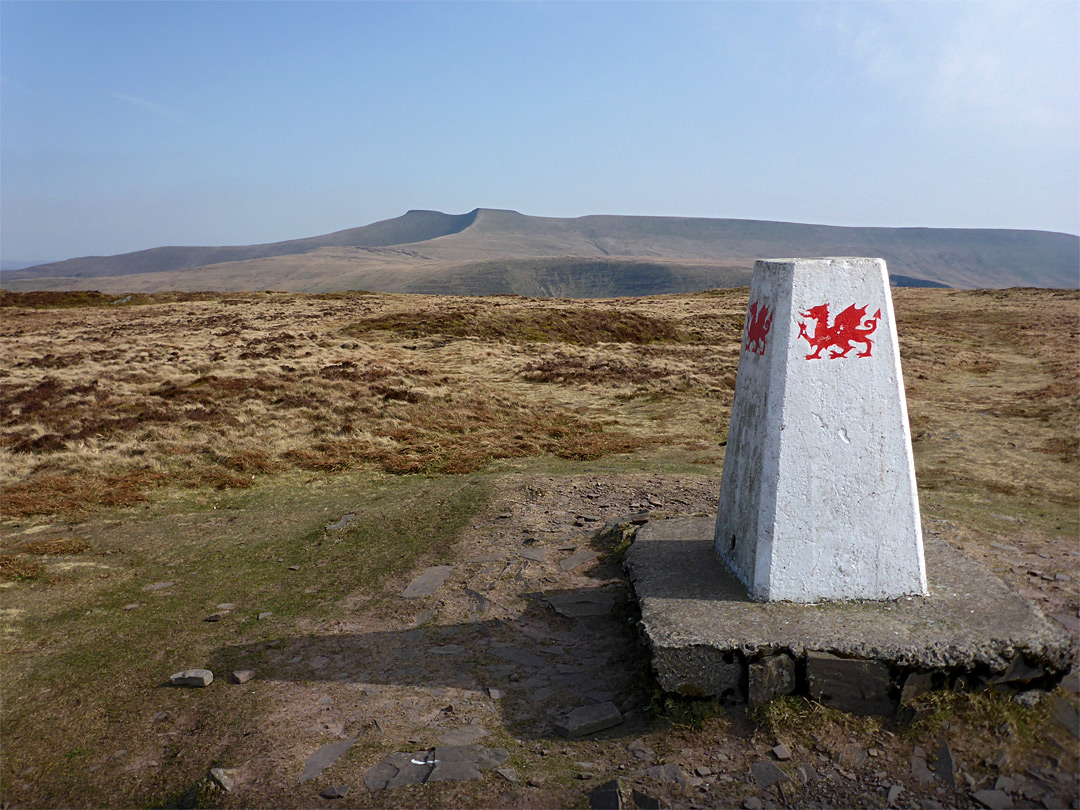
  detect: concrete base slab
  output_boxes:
[625,518,1074,709]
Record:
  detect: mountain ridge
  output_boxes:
[5,208,1077,294]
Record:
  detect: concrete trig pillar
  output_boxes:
[714,258,927,602]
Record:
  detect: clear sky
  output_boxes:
[2,1,1078,263]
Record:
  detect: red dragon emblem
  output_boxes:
[797,303,882,360]
[744,301,773,356]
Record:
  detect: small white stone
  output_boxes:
[209,767,233,791]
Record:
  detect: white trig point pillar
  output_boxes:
[714,258,928,602]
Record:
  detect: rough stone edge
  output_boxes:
[625,517,1076,713]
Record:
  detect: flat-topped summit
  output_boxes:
[4,209,1077,294]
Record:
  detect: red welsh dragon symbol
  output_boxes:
[797,303,882,359]
[744,301,773,356]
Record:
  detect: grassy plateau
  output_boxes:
[0,286,1076,809]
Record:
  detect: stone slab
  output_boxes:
[806,651,892,716]
[546,589,621,618]
[299,737,357,783]
[363,746,508,791]
[555,702,623,738]
[401,566,453,598]
[170,669,213,687]
[748,653,795,708]
[625,518,1074,699]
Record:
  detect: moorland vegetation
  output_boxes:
[0,286,1076,808]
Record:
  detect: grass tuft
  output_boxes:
[0,555,43,581]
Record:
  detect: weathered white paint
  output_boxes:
[714,258,927,602]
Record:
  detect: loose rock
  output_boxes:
[208,767,233,791]
[627,738,656,762]
[363,746,508,791]
[230,670,255,684]
[439,724,488,746]
[299,738,357,783]
[1014,690,1041,708]
[559,550,600,572]
[546,589,620,618]
[806,651,893,716]
[751,760,788,789]
[555,702,623,738]
[935,738,957,789]
[900,671,935,703]
[320,785,350,799]
[632,788,661,809]
[645,763,687,787]
[972,788,1014,809]
[911,754,935,784]
[170,669,213,687]
[748,654,796,708]
[401,566,453,598]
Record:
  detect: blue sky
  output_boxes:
[2,1,1077,262]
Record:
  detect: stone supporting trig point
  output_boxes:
[714,257,927,602]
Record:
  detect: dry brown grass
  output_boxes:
[0,288,1075,525]
[21,536,90,555]
[345,301,684,344]
[0,286,1076,810]
[0,555,43,581]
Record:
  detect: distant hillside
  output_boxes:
[4,208,1077,294]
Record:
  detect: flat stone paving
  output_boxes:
[626,517,1075,700]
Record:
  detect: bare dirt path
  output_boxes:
[177,473,1078,810]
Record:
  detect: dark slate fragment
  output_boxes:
[556,702,623,738]
[401,566,453,598]
[748,653,795,708]
[589,779,624,809]
[560,550,599,571]
[362,759,400,792]
[645,763,687,787]
[364,746,509,790]
[385,752,436,789]
[632,788,661,809]
[934,738,956,789]
[986,656,1046,685]
[490,644,546,668]
[432,744,509,770]
[427,760,482,782]
[546,589,620,618]
[899,671,934,703]
[751,760,789,789]
[806,651,894,716]
[299,738,357,783]
[972,789,1014,809]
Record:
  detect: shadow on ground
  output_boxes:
[207,586,663,742]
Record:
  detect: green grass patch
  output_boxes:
[0,471,489,808]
